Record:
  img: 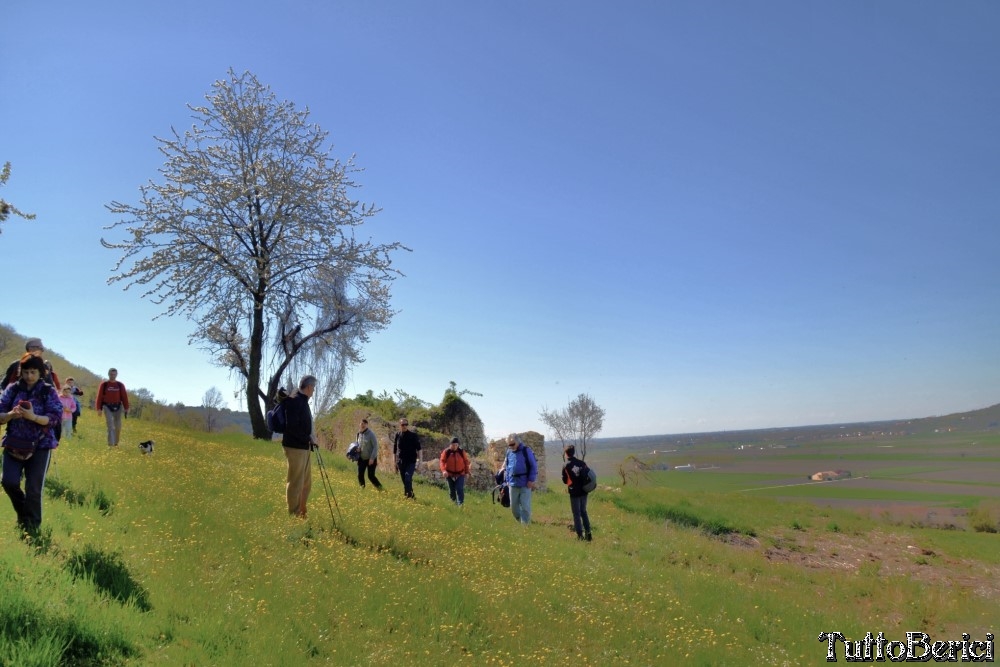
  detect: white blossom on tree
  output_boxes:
[0,161,36,230]
[103,70,406,438]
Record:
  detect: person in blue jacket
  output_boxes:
[504,433,537,525]
[0,355,63,534]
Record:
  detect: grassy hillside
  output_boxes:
[0,322,105,400]
[0,411,995,665]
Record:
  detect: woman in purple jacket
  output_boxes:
[0,355,62,533]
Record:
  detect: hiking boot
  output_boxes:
[576,533,584,540]
[585,532,592,541]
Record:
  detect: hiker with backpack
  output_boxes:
[0,355,63,534]
[3,338,63,442]
[393,417,421,499]
[355,418,383,491]
[439,437,471,506]
[561,445,593,541]
[281,375,318,518]
[2,338,61,392]
[504,433,537,525]
[95,368,130,448]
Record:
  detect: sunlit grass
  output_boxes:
[0,410,993,664]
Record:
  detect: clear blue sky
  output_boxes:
[3,2,999,438]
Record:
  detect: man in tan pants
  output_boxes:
[280,375,317,517]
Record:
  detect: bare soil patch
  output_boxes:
[761,528,1000,600]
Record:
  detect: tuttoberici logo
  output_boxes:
[818,631,994,662]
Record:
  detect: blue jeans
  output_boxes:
[399,460,416,497]
[446,475,466,504]
[510,485,532,524]
[2,448,52,529]
[570,494,591,535]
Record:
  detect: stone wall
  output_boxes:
[487,431,546,492]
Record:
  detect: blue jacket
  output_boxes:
[505,443,537,488]
[0,380,63,450]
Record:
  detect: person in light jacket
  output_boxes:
[504,433,537,525]
[356,418,383,491]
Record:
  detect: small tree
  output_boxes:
[0,162,36,230]
[618,455,651,486]
[130,387,156,420]
[202,386,225,432]
[539,393,605,461]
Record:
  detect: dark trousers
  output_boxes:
[357,459,381,488]
[570,494,591,536]
[2,448,52,530]
[446,475,466,504]
[399,460,416,497]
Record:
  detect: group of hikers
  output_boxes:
[0,336,131,534]
[278,373,594,540]
[0,347,592,539]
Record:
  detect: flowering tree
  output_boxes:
[103,70,406,438]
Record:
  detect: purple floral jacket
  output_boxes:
[0,380,63,449]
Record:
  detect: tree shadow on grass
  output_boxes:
[66,546,152,612]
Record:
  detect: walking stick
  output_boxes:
[312,445,342,526]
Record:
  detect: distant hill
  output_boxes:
[585,402,1000,451]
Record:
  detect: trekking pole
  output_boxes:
[312,445,342,526]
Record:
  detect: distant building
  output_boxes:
[809,470,851,481]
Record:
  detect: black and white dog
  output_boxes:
[138,440,155,455]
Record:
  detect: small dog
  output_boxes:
[138,440,155,455]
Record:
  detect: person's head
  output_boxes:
[399,418,409,431]
[61,385,72,396]
[24,338,44,357]
[19,354,46,386]
[449,437,460,450]
[66,377,76,386]
[507,433,520,450]
[298,375,318,397]
[360,417,369,430]
[564,445,576,460]
[107,368,118,380]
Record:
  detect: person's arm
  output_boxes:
[121,383,130,411]
[95,382,105,411]
[462,451,470,476]
[527,448,538,487]
[439,449,448,474]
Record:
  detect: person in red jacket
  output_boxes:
[95,368,130,447]
[439,437,471,506]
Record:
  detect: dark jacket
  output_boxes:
[562,456,590,498]
[4,358,60,391]
[281,392,313,450]
[0,380,63,450]
[393,430,421,464]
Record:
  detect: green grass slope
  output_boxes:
[0,412,995,665]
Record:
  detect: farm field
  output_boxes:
[574,429,1000,529]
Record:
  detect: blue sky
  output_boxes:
[2,2,999,438]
